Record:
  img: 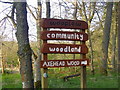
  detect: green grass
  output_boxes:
[0,74,2,90]
[2,73,22,88]
[48,73,118,88]
[2,72,118,88]
[87,73,118,88]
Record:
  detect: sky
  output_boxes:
[0,0,69,41]
[0,0,35,41]
[0,0,118,41]
[0,0,43,41]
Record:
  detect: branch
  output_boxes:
[27,4,37,20]
[6,3,17,28]
[73,0,77,20]
[7,15,17,28]
[31,50,38,60]
[95,10,104,29]
[89,2,96,23]
[0,17,7,24]
[0,1,13,4]
[0,6,12,15]
[11,3,15,22]
[82,2,88,22]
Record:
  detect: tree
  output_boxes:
[15,1,34,88]
[117,2,120,89]
[41,0,51,88]
[32,0,42,88]
[101,2,113,75]
[111,4,117,72]
[0,42,4,74]
[82,2,96,75]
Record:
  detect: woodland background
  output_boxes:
[0,0,120,89]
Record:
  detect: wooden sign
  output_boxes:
[41,18,88,29]
[40,18,89,89]
[40,59,89,68]
[41,44,88,54]
[40,31,88,41]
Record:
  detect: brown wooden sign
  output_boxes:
[41,18,88,29]
[40,59,89,68]
[40,31,88,41]
[41,44,88,54]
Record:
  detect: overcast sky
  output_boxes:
[0,0,59,41]
[1,0,118,41]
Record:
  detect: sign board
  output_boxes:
[40,18,89,88]
[40,31,88,41]
[41,43,88,54]
[40,59,89,68]
[41,18,88,29]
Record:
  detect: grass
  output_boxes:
[49,73,118,88]
[2,72,118,89]
[2,73,22,88]
[0,74,2,90]
[87,73,118,88]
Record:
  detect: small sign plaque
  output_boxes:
[41,18,88,29]
[41,44,88,54]
[40,31,88,41]
[40,59,89,68]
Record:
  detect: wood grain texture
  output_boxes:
[40,31,88,41]
[41,43,88,54]
[40,59,89,68]
[41,18,88,29]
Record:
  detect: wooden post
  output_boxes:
[81,29,87,89]
[0,42,5,74]
[81,66,86,89]
[41,28,48,89]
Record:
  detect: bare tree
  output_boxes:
[111,4,117,72]
[15,1,34,88]
[117,2,120,89]
[0,42,4,74]
[82,2,96,75]
[101,2,113,75]
[41,0,51,88]
[33,0,42,88]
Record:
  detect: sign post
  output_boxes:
[80,29,87,89]
[41,28,48,89]
[40,18,89,89]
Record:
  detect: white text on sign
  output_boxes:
[40,59,89,68]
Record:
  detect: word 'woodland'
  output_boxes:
[49,46,81,53]
[41,44,88,54]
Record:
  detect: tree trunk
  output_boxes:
[111,6,117,72]
[101,2,113,75]
[46,0,51,19]
[111,26,117,72]
[87,26,94,75]
[34,1,42,88]
[41,0,51,88]
[117,2,120,89]
[73,0,77,72]
[82,2,96,75]
[15,2,34,88]
[0,43,5,74]
[117,1,120,74]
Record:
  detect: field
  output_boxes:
[1,69,119,89]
